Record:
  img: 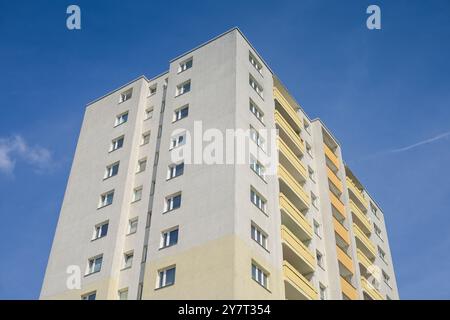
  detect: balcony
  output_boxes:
[283,260,317,300]
[336,246,354,274]
[278,138,307,182]
[281,225,315,272]
[346,177,367,210]
[327,167,343,194]
[275,110,304,156]
[324,144,339,169]
[333,217,350,246]
[340,277,359,300]
[353,223,376,259]
[361,277,384,300]
[357,249,374,271]
[350,200,372,234]
[280,193,313,241]
[329,191,346,219]
[278,164,310,210]
[273,87,302,132]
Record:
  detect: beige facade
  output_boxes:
[40,28,399,300]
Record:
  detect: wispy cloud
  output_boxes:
[0,135,52,175]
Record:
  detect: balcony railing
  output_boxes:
[278,138,307,181]
[353,223,376,258]
[278,164,310,209]
[324,143,339,169]
[327,166,343,194]
[273,87,302,131]
[361,277,384,300]
[275,110,304,155]
[350,200,372,234]
[357,249,374,271]
[346,177,367,210]
[281,225,315,270]
[333,216,350,246]
[340,277,359,300]
[279,193,313,240]
[283,260,317,300]
[329,191,346,219]
[336,245,354,274]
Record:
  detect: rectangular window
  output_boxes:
[115,111,129,127]
[249,75,263,98]
[370,202,379,218]
[118,288,128,300]
[170,132,186,150]
[148,84,157,96]
[378,246,386,261]
[374,224,382,240]
[110,136,124,152]
[137,158,147,173]
[316,251,324,268]
[160,227,179,248]
[167,162,184,180]
[249,99,264,123]
[93,221,108,240]
[141,131,151,146]
[119,89,132,103]
[132,186,143,202]
[123,251,134,269]
[251,223,268,249]
[249,52,263,75]
[176,80,191,96]
[250,188,267,213]
[99,190,114,208]
[81,291,97,300]
[178,57,193,73]
[311,192,318,208]
[251,263,268,288]
[313,220,321,237]
[173,105,189,122]
[382,270,390,286]
[308,166,315,182]
[250,126,265,150]
[304,119,311,134]
[128,218,138,235]
[319,283,327,300]
[145,107,154,120]
[250,157,266,180]
[306,142,313,157]
[87,255,103,275]
[157,266,176,288]
[104,162,119,179]
[165,193,182,212]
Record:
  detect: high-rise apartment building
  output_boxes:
[40,28,399,300]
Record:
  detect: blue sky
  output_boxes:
[0,0,449,299]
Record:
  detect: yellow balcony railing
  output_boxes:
[340,277,359,300]
[324,144,339,169]
[353,223,376,259]
[327,167,343,194]
[346,177,367,209]
[350,200,372,234]
[357,249,374,271]
[333,217,350,246]
[278,138,307,181]
[281,225,315,270]
[329,192,346,219]
[278,164,310,209]
[279,193,313,240]
[336,246,354,274]
[275,110,304,155]
[361,277,384,300]
[274,87,302,131]
[283,260,317,300]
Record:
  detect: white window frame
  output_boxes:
[311,192,318,208]
[178,57,193,73]
[173,105,189,122]
[251,263,268,288]
[157,266,176,288]
[132,186,143,203]
[251,223,268,249]
[316,250,324,268]
[313,220,321,238]
[136,158,147,173]
[104,162,119,179]
[250,126,265,150]
[319,283,327,300]
[167,162,184,180]
[250,188,267,213]
[86,255,103,275]
[99,190,114,208]
[81,291,97,300]
[118,288,128,300]
[110,136,124,152]
[122,251,134,270]
[175,80,191,96]
[114,111,129,127]
[164,192,182,212]
[169,132,186,150]
[145,107,154,120]
[250,157,266,180]
[148,84,157,97]
[93,221,109,240]
[249,52,263,75]
[141,131,151,146]
[249,99,264,123]
[119,89,132,103]
[249,75,264,98]
[160,227,179,249]
[128,217,138,235]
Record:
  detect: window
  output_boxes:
[178,57,193,73]
[170,132,186,149]
[141,131,151,145]
[249,52,263,75]
[81,291,97,300]
[176,80,191,96]
[313,220,321,237]
[311,192,318,208]
[160,227,179,248]
[165,193,182,212]
[306,142,313,157]
[119,89,132,103]
[128,218,138,235]
[382,270,390,286]
[99,190,114,208]
[173,105,189,122]
[110,136,124,152]
[104,162,119,179]
[250,157,266,180]
[137,158,147,173]
[370,202,379,218]
[304,119,311,134]
[145,107,154,120]
[316,251,324,268]
[118,288,128,300]
[308,166,315,182]
[148,84,157,96]
[132,186,143,202]
[87,255,103,275]
[123,251,134,269]
[251,223,268,249]
[115,111,128,127]
[250,126,265,150]
[374,224,382,240]
[250,188,267,213]
[249,99,264,123]
[249,75,263,98]
[93,221,108,240]
[378,246,386,262]
[251,263,268,288]
[157,266,176,288]
[167,162,184,179]
[319,283,327,300]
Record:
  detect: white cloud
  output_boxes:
[0,135,52,175]
[389,131,450,153]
